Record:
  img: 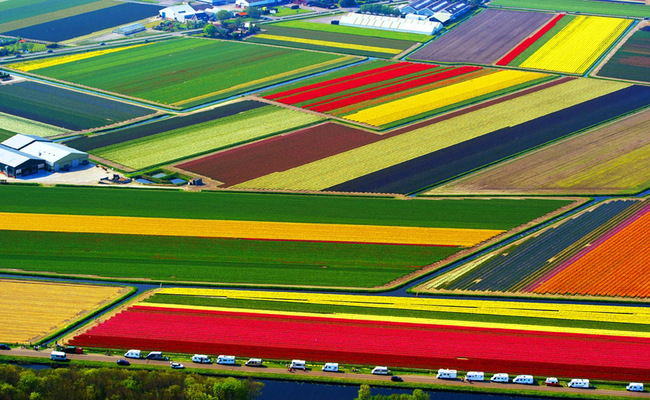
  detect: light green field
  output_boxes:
[273,19,432,42]
[271,7,312,17]
[234,78,630,191]
[0,112,69,138]
[0,0,117,33]
[93,106,323,170]
[13,38,358,109]
[490,0,649,18]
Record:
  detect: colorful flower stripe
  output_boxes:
[519,16,631,74]
[304,66,453,109]
[8,44,148,72]
[346,70,548,127]
[533,205,650,297]
[0,279,125,343]
[0,212,503,246]
[253,34,403,55]
[141,303,650,338]
[265,63,407,100]
[157,288,650,325]
[70,306,650,381]
[496,14,565,66]
[310,66,482,113]
[276,63,434,105]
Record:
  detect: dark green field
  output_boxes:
[144,294,650,333]
[598,28,650,83]
[0,231,458,287]
[0,185,573,230]
[0,128,15,142]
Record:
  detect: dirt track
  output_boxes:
[2,349,647,398]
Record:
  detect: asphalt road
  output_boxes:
[2,349,647,398]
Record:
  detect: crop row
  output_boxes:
[272,20,431,43]
[532,203,650,298]
[69,306,650,382]
[496,14,565,66]
[598,27,650,84]
[431,200,636,292]
[519,16,631,74]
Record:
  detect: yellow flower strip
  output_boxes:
[159,288,650,326]
[254,33,402,55]
[0,212,502,246]
[520,16,631,74]
[234,78,630,191]
[174,56,356,106]
[346,70,548,127]
[8,44,149,72]
[142,302,650,339]
[0,279,125,343]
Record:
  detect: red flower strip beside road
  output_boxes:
[71,306,650,382]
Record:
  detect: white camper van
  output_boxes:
[217,355,236,365]
[124,349,141,359]
[371,366,389,375]
[465,371,484,382]
[513,375,534,385]
[491,373,509,383]
[626,382,644,392]
[290,360,306,370]
[245,358,263,367]
[192,354,211,364]
[50,351,67,361]
[436,369,457,379]
[322,363,339,372]
[567,379,589,388]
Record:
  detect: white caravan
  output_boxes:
[436,369,457,379]
[217,355,236,365]
[491,373,509,383]
[290,360,306,370]
[124,349,141,359]
[513,375,534,385]
[626,382,644,392]
[465,371,484,381]
[50,351,67,361]
[322,363,339,372]
[245,358,263,367]
[192,354,211,364]
[567,379,589,388]
[372,366,389,375]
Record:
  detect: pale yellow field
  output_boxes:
[0,212,503,246]
[155,288,650,338]
[0,279,127,343]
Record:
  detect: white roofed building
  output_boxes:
[339,13,442,35]
[159,4,197,22]
[1,134,88,173]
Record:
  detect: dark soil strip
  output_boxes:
[67,100,267,152]
[410,9,553,64]
[177,122,382,186]
[176,78,571,185]
[1,3,163,42]
[328,85,650,194]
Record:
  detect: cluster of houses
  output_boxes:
[0,134,88,178]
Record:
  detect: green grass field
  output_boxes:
[144,293,650,333]
[272,20,432,42]
[0,231,457,287]
[92,106,322,170]
[271,7,312,17]
[0,128,16,142]
[19,38,357,109]
[0,185,573,230]
[0,112,69,138]
[490,0,649,18]
[0,0,116,33]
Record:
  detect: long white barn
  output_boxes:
[339,13,442,35]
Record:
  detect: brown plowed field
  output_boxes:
[428,108,650,195]
[410,9,554,65]
[176,78,572,186]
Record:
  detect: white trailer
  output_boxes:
[372,366,389,375]
[192,354,211,364]
[245,358,263,367]
[124,349,141,359]
[217,355,236,365]
[465,371,484,381]
[567,379,589,388]
[290,360,306,370]
[513,375,534,385]
[436,369,457,379]
[626,382,644,392]
[50,351,67,361]
[322,363,339,372]
[491,373,509,383]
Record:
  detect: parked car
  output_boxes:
[116,359,130,366]
[391,376,403,382]
[170,362,184,369]
[0,344,10,350]
[545,377,560,387]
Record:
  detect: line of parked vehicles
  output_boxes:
[40,346,646,393]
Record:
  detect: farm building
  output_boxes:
[1,134,88,172]
[159,4,199,22]
[340,12,442,35]
[112,23,146,35]
[400,0,471,23]
[0,145,45,178]
[235,0,277,7]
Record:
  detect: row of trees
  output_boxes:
[359,4,401,16]
[357,384,430,400]
[0,364,262,400]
